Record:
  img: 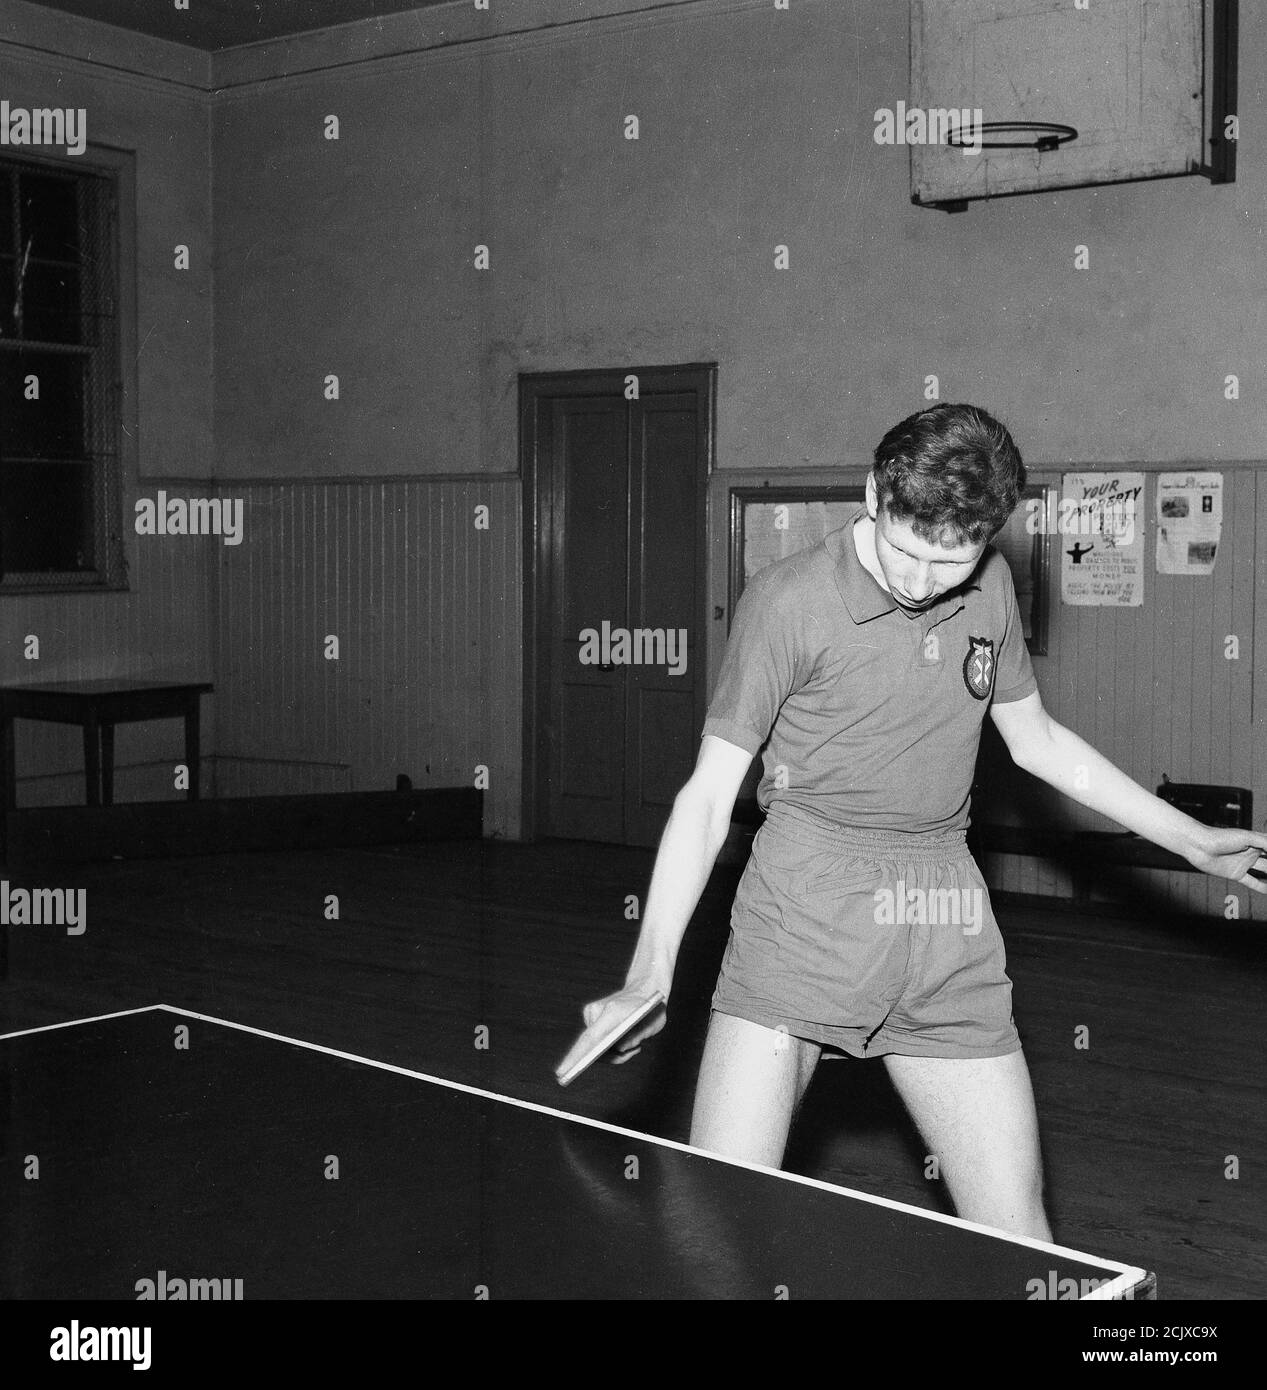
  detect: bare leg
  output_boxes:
[883,1049,1052,1240]
[689,1012,821,1168]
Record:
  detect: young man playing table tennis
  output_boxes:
[582,402,1267,1241]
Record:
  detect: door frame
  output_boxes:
[520,363,716,842]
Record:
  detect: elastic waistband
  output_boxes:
[763,803,969,861]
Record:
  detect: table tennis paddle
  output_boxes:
[554,991,665,1087]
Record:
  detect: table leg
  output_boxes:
[101,723,115,806]
[1,712,13,880]
[83,716,100,807]
[1,713,14,814]
[185,697,201,801]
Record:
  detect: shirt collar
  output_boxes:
[829,508,982,625]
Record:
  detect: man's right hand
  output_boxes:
[580,983,668,1065]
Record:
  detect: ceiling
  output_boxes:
[19,0,455,51]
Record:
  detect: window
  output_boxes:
[0,154,126,591]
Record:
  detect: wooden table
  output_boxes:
[0,679,213,810]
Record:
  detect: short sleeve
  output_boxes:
[701,570,803,755]
[991,555,1039,705]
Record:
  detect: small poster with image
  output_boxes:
[1156,472,1223,576]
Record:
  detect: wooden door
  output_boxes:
[522,367,713,846]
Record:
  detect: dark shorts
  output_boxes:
[711,805,1021,1059]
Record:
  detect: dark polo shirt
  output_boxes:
[703,509,1038,834]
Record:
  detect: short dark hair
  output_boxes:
[872,403,1025,545]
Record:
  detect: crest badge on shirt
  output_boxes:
[962,635,995,701]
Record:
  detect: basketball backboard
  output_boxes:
[909,0,1237,210]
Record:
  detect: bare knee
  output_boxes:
[943,1153,1050,1239]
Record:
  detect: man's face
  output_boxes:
[872,503,986,612]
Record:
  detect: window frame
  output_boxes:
[727,480,1052,656]
[0,143,135,596]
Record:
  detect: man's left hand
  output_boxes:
[1186,827,1267,894]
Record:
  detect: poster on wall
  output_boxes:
[1156,472,1223,576]
[1059,471,1145,607]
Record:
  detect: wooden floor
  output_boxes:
[2,837,1264,1300]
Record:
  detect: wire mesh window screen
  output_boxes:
[0,154,126,591]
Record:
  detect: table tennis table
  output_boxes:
[0,1006,1154,1300]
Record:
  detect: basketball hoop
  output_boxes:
[946,121,1078,152]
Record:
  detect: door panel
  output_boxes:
[549,397,628,841]
[625,394,702,844]
[557,402,629,638]
[634,397,698,628]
